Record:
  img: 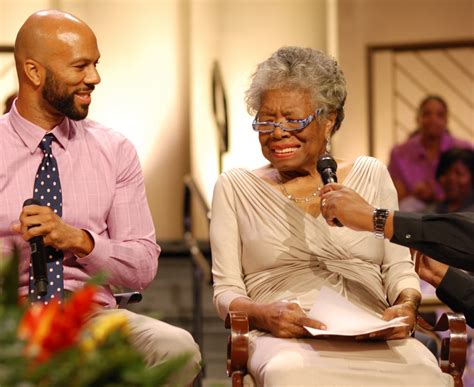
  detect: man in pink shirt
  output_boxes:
[0,9,200,383]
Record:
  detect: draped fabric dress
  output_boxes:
[210,156,452,386]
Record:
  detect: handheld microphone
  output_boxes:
[317,155,343,227]
[23,198,47,296]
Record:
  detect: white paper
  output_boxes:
[305,286,408,336]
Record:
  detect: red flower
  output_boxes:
[18,285,99,363]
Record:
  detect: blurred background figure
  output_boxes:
[3,92,17,114]
[432,148,474,213]
[388,95,472,212]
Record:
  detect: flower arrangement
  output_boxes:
[0,248,190,386]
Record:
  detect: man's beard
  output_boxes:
[42,70,91,121]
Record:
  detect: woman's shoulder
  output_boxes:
[219,167,250,178]
[251,164,276,182]
[338,155,386,174]
[217,167,263,186]
[339,156,389,187]
[354,155,386,168]
[218,164,275,184]
[448,134,473,150]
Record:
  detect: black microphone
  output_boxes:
[23,198,48,296]
[317,155,343,227]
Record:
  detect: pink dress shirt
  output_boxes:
[0,102,160,307]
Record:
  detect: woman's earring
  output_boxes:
[325,138,331,154]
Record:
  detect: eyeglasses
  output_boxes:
[252,108,323,134]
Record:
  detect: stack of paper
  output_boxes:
[305,286,407,336]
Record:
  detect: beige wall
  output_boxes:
[336,0,474,162]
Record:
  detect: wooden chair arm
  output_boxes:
[417,312,467,387]
[225,311,249,387]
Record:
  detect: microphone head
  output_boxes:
[23,198,41,207]
[317,155,337,175]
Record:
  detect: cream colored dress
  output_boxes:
[210,156,452,386]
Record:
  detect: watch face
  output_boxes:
[211,61,229,160]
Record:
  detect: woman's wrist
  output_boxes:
[395,290,421,313]
[401,299,419,312]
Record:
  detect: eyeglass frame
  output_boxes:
[252,108,324,134]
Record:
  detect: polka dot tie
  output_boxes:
[29,133,64,304]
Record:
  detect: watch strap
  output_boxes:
[373,208,389,239]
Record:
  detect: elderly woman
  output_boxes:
[388,95,472,212]
[210,47,452,386]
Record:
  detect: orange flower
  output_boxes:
[17,285,99,363]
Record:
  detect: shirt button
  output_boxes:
[405,234,411,239]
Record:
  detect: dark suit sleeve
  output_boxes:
[390,212,474,271]
[436,267,474,328]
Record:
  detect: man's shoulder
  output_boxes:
[79,118,124,138]
[72,119,138,162]
[76,119,133,147]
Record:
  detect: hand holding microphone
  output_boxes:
[319,180,379,233]
[23,198,48,296]
[12,198,94,258]
[317,155,343,227]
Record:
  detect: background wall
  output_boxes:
[336,0,474,162]
[1,0,472,241]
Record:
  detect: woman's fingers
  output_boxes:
[268,302,326,338]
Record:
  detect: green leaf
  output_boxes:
[0,245,20,307]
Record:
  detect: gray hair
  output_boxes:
[245,46,347,133]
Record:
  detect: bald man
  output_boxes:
[1,10,200,383]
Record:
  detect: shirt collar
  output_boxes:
[410,131,453,158]
[8,99,72,153]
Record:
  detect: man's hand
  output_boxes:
[319,184,374,231]
[414,252,449,288]
[11,204,94,256]
[259,301,326,338]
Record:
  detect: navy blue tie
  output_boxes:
[29,134,64,304]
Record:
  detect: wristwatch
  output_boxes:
[373,208,389,239]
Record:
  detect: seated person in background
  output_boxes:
[388,95,472,212]
[431,147,474,213]
[210,46,452,386]
[319,184,474,327]
[1,9,200,384]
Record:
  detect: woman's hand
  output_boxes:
[356,303,417,341]
[382,302,417,339]
[259,301,326,338]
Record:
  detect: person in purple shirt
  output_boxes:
[388,95,472,212]
[0,9,200,383]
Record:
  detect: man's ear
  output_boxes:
[24,59,44,87]
[324,111,337,138]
